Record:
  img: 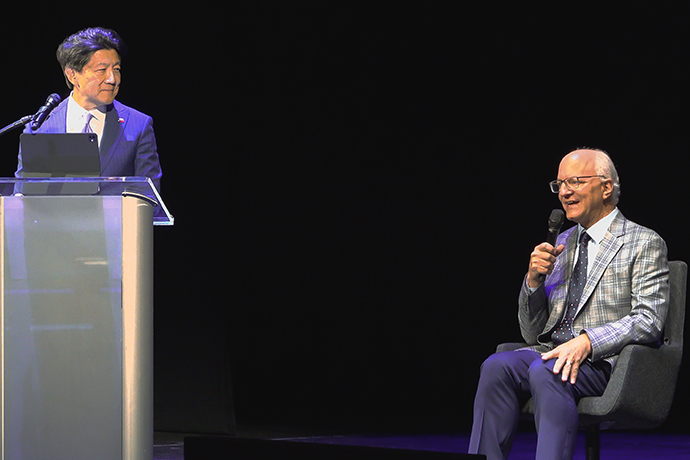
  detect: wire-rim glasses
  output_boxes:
[549,175,606,193]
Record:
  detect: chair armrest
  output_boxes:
[496,342,529,353]
[578,343,682,429]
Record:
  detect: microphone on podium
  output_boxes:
[31,93,62,131]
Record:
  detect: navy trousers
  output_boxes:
[469,350,610,460]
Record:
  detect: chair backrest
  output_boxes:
[663,260,687,349]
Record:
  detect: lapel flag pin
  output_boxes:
[118,118,125,123]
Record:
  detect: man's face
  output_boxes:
[557,150,613,229]
[66,49,121,110]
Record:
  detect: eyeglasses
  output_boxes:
[549,175,606,193]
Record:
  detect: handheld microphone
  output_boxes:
[538,209,565,283]
[547,209,565,247]
[30,93,62,131]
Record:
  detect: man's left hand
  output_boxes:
[541,333,592,384]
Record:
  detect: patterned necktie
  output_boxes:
[552,231,591,345]
[82,113,94,133]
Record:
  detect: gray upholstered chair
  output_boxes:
[496,260,687,460]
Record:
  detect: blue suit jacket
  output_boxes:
[16,98,162,191]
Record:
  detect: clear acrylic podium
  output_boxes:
[0,177,173,460]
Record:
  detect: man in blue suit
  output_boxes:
[16,27,162,192]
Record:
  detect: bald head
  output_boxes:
[560,149,621,205]
[557,148,619,228]
[562,148,597,164]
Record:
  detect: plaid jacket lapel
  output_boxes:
[575,213,626,317]
[541,228,579,335]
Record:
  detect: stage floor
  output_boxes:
[154,429,690,459]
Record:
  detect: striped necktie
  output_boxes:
[82,113,94,133]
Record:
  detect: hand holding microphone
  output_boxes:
[527,209,565,287]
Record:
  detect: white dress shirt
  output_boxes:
[575,208,619,279]
[66,94,106,147]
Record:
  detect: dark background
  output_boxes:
[1,3,688,435]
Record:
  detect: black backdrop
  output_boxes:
[1,3,688,435]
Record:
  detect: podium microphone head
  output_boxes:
[30,93,62,131]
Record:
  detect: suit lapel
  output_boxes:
[543,228,579,333]
[575,213,626,316]
[100,102,126,171]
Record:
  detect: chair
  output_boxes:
[496,260,687,460]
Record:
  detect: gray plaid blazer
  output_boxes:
[518,211,669,369]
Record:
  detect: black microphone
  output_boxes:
[538,209,565,283]
[547,209,565,247]
[30,93,62,131]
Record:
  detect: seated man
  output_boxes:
[469,148,669,460]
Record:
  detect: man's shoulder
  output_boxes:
[110,100,153,121]
[611,213,668,262]
[615,212,664,241]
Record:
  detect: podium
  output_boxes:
[0,177,173,460]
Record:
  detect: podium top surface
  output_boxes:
[0,176,174,226]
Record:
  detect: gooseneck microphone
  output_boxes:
[30,93,62,131]
[547,209,565,247]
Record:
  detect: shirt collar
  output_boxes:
[578,208,619,244]
[68,93,106,119]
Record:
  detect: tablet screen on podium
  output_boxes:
[19,133,101,194]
